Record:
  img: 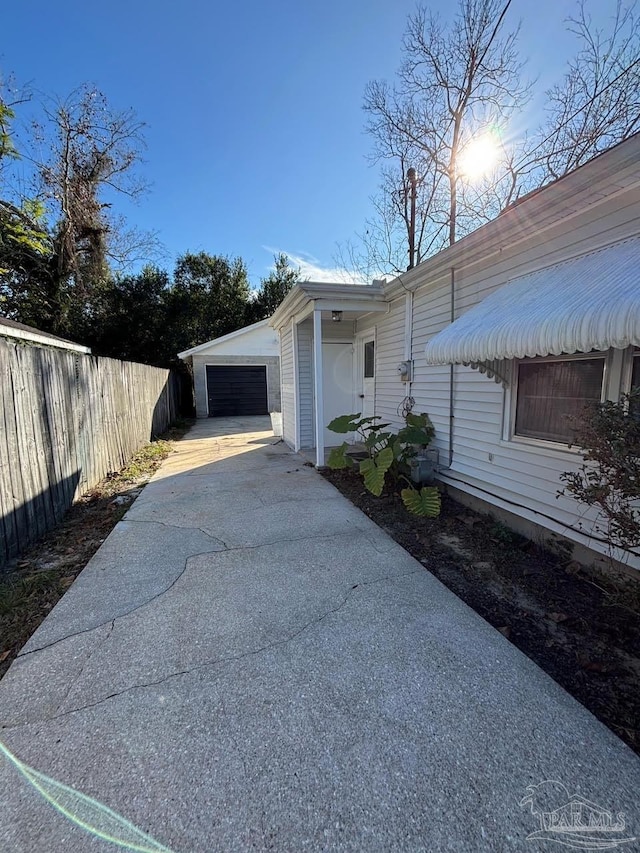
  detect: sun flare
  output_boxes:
[458,133,500,181]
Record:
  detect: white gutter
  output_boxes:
[0,323,91,354]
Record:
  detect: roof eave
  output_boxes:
[269,282,385,329]
[384,133,640,300]
[0,323,91,354]
[177,318,272,359]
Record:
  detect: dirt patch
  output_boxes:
[0,422,193,679]
[322,468,640,756]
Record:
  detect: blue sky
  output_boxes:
[1,0,616,287]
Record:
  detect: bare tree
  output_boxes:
[0,82,51,289]
[1,84,162,335]
[361,0,529,274]
[34,85,151,289]
[533,0,640,182]
[351,0,640,279]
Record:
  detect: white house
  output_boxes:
[270,134,640,568]
[178,319,280,418]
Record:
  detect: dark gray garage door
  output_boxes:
[206,365,268,416]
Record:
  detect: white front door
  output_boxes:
[357,335,376,419]
[322,343,354,447]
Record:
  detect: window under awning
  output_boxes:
[424,237,640,369]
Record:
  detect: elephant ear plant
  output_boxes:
[326,412,441,517]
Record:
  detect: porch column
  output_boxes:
[313,307,324,467]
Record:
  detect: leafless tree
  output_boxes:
[33,85,153,289]
[348,0,640,279]
[360,0,529,274]
[533,0,640,182]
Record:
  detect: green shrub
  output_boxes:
[560,389,640,556]
[327,411,440,516]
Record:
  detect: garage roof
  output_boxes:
[424,237,640,364]
[177,319,278,359]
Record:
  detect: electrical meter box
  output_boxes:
[397,360,412,382]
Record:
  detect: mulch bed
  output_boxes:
[322,467,640,756]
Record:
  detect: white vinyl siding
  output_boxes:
[411,273,455,465]
[280,324,295,448]
[322,319,355,342]
[355,313,378,336]
[402,195,640,559]
[297,321,314,449]
[374,296,407,431]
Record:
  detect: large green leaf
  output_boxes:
[327,442,353,469]
[401,413,435,443]
[397,425,433,446]
[329,414,390,432]
[364,430,393,449]
[405,412,428,428]
[359,446,394,496]
[327,414,362,433]
[401,486,441,517]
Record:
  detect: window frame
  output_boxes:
[620,346,640,416]
[505,352,610,450]
[625,347,640,392]
[363,339,375,379]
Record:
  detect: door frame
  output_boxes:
[354,329,376,419]
[321,340,356,448]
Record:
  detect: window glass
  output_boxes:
[515,358,605,444]
[364,340,375,378]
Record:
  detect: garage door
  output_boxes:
[206,365,268,416]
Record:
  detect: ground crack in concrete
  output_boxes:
[53,619,115,715]
[124,517,227,545]
[16,527,383,661]
[17,516,229,658]
[16,545,220,659]
[2,568,423,729]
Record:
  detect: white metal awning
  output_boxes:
[424,237,640,364]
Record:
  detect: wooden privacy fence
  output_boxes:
[0,337,182,569]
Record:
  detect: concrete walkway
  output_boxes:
[0,417,638,852]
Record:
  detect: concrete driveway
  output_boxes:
[0,417,638,852]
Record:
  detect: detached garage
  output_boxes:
[178,319,281,418]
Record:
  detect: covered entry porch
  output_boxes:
[270,282,388,466]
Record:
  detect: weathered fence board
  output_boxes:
[0,338,182,569]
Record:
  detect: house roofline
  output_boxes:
[177,318,275,359]
[383,132,640,299]
[269,281,385,329]
[0,320,91,354]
